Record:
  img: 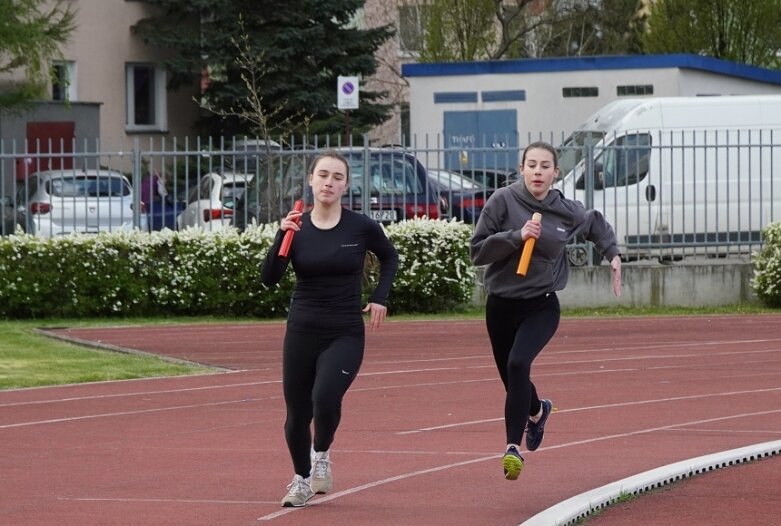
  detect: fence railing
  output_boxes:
[2,132,779,265]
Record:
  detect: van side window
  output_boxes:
[579,133,651,190]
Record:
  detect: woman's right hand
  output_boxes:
[521,219,541,242]
[280,210,303,232]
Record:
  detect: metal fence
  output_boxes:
[2,132,780,265]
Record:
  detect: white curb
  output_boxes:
[520,439,781,526]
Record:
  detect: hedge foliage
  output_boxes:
[753,220,781,307]
[0,219,475,319]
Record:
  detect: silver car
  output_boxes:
[17,169,147,238]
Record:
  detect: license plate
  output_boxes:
[368,209,397,221]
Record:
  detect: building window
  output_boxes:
[398,4,426,55]
[125,63,167,132]
[400,102,410,146]
[52,61,76,101]
[563,87,598,98]
[617,85,654,96]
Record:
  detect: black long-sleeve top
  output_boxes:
[261,209,399,334]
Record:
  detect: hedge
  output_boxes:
[0,219,475,318]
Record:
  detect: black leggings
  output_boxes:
[485,293,560,447]
[282,328,364,477]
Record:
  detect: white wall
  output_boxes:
[61,0,200,149]
[406,60,781,151]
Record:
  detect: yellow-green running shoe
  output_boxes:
[502,445,524,480]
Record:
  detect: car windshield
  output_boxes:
[556,131,605,182]
[47,174,129,198]
[345,152,423,195]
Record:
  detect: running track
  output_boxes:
[1,315,780,525]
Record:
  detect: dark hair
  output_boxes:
[309,150,350,180]
[521,141,559,168]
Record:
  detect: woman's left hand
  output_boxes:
[363,302,387,330]
[610,255,622,297]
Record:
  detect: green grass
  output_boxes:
[0,319,215,390]
[1,304,777,390]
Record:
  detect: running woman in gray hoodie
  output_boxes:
[470,141,622,480]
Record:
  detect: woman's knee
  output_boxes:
[506,356,532,377]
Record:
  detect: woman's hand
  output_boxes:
[362,302,387,330]
[280,209,303,232]
[610,255,622,297]
[521,219,541,242]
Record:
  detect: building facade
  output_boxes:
[401,54,781,170]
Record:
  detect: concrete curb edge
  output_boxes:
[520,439,781,526]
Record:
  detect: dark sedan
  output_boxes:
[427,169,489,224]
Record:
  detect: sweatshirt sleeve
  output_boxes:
[260,229,292,286]
[582,208,621,262]
[469,194,525,266]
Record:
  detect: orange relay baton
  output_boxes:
[278,199,304,258]
[516,212,542,277]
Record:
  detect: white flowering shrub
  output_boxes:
[752,221,781,307]
[383,218,476,313]
[0,218,475,318]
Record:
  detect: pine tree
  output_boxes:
[133,0,394,140]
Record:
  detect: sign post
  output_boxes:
[337,76,359,145]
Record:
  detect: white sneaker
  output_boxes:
[310,451,333,494]
[280,474,314,507]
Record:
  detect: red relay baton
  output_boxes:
[278,199,304,258]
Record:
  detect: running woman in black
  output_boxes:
[261,150,398,507]
[470,141,622,480]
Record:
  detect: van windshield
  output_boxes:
[556,131,605,182]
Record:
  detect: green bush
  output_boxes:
[0,219,475,318]
[753,221,781,307]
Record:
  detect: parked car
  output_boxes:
[233,147,442,228]
[456,167,519,190]
[230,152,307,230]
[426,169,489,224]
[337,147,442,222]
[16,169,147,238]
[176,172,252,231]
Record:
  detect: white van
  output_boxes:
[555,95,781,263]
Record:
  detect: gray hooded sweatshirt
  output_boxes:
[470,181,620,299]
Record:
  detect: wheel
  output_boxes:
[567,246,589,267]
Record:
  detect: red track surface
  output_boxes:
[2,315,780,526]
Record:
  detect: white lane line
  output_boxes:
[396,386,781,435]
[0,380,282,408]
[0,396,281,429]
[3,367,779,429]
[3,341,778,408]
[256,456,492,521]
[58,497,278,505]
[256,408,781,521]
[0,367,458,409]
[536,347,781,367]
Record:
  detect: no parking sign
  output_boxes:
[337,76,359,110]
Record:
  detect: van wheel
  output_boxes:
[567,246,588,267]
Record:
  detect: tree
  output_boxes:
[0,0,75,113]
[412,0,644,61]
[417,0,496,62]
[642,0,781,68]
[532,0,645,57]
[132,0,395,140]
